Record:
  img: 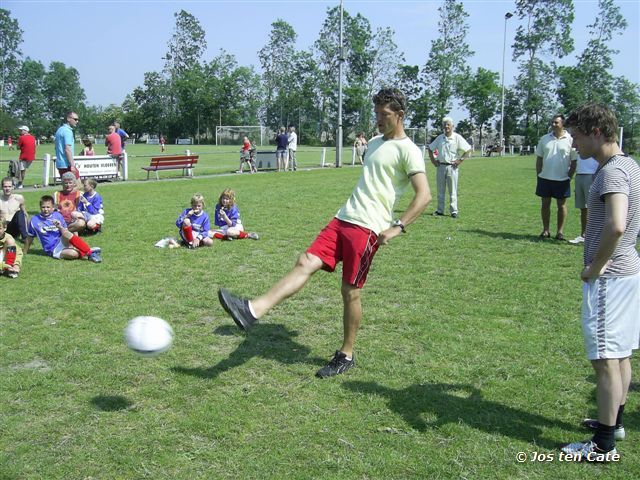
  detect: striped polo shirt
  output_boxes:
[585,154,640,276]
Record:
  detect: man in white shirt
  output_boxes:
[428,117,471,218]
[569,155,599,244]
[287,125,298,171]
[535,114,577,240]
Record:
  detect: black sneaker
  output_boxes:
[316,351,355,378]
[432,211,444,217]
[582,418,625,440]
[451,213,458,218]
[218,288,257,331]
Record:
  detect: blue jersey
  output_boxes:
[214,204,241,228]
[116,128,128,149]
[78,191,104,216]
[27,212,67,254]
[176,208,211,242]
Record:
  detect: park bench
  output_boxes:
[142,155,199,180]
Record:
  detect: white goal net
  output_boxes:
[215,126,268,146]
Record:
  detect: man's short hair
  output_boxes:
[552,114,565,123]
[61,172,76,182]
[566,104,619,143]
[373,88,406,113]
[40,195,55,206]
[442,117,454,126]
[2,176,13,186]
[65,111,76,121]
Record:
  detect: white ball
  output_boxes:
[125,316,173,357]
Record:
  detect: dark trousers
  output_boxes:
[7,211,27,241]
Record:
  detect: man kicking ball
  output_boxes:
[218,88,431,378]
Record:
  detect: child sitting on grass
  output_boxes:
[210,188,259,241]
[78,178,104,233]
[24,195,101,262]
[176,193,213,248]
[0,217,22,278]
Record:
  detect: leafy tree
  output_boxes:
[132,72,171,136]
[459,67,501,146]
[512,0,574,144]
[0,8,23,111]
[612,77,640,153]
[423,0,474,126]
[163,10,207,79]
[43,61,86,130]
[556,0,626,113]
[9,58,48,136]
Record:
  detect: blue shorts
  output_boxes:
[536,177,571,199]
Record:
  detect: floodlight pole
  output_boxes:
[336,0,344,167]
[500,12,513,157]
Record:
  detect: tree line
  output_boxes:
[1,0,638,150]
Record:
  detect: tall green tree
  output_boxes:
[556,0,626,113]
[423,0,473,127]
[459,67,501,146]
[9,58,48,136]
[512,0,574,143]
[0,8,23,112]
[612,77,640,153]
[163,10,207,79]
[43,61,86,130]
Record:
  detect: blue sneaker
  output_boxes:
[87,249,102,263]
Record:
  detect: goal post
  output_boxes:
[215,126,267,146]
[404,127,428,146]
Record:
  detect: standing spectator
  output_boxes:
[113,121,129,151]
[428,117,472,218]
[560,104,640,462]
[0,177,28,241]
[535,114,577,240]
[54,111,80,178]
[105,125,123,179]
[7,135,14,150]
[275,127,288,172]
[569,154,599,244]
[217,88,431,378]
[160,135,166,152]
[287,125,298,171]
[354,132,368,165]
[16,126,36,189]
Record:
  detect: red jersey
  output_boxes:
[55,190,82,223]
[18,134,36,161]
[242,140,251,152]
[105,132,123,155]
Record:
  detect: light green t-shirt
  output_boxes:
[336,135,425,234]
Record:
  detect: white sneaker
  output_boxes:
[568,235,585,244]
[560,440,618,462]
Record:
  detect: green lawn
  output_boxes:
[2,154,639,479]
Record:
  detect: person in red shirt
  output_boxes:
[7,135,14,150]
[17,126,36,189]
[105,124,123,179]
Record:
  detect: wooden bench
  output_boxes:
[142,155,199,180]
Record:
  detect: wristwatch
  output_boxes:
[392,220,406,233]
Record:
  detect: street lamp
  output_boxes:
[500,12,513,156]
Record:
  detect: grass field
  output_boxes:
[0,143,337,186]
[2,153,640,479]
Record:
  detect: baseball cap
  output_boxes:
[18,125,29,132]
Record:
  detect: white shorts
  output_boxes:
[82,212,105,224]
[582,272,640,360]
[211,223,244,236]
[49,239,66,259]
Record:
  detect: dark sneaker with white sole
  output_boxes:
[582,418,625,440]
[316,350,355,378]
[560,440,619,462]
[218,288,257,331]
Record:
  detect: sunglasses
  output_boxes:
[71,117,79,121]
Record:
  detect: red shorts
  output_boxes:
[58,166,80,179]
[307,218,379,288]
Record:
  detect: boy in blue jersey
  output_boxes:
[176,193,213,248]
[24,195,102,262]
[210,188,259,241]
[78,178,104,233]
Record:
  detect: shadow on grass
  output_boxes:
[172,323,327,380]
[90,395,133,411]
[464,228,556,243]
[343,381,576,449]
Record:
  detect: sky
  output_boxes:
[4,0,640,118]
